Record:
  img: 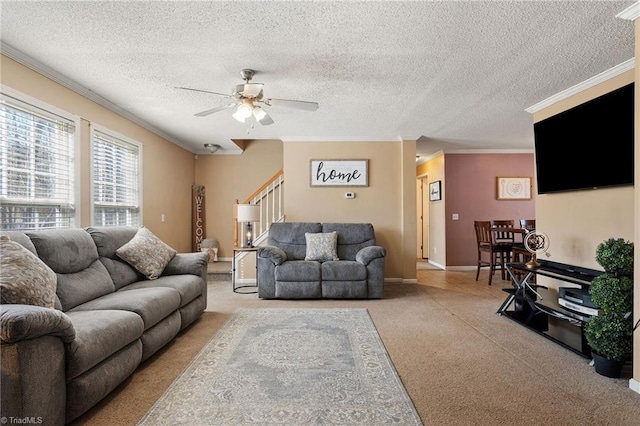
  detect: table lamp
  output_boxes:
[236,204,260,247]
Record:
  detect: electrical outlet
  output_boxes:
[452,213,459,220]
[345,192,355,199]
[161,214,165,223]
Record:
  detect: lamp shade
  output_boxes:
[236,204,260,222]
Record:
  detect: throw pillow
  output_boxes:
[305,232,339,262]
[0,235,57,309]
[116,227,177,280]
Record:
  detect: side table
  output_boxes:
[232,247,259,294]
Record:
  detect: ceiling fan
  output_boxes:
[176,69,319,126]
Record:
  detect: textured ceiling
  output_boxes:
[0,1,636,157]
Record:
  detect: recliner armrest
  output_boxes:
[356,246,386,266]
[258,246,287,266]
[0,304,75,344]
[163,252,209,276]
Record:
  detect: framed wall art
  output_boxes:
[496,176,531,200]
[310,159,368,187]
[429,180,442,201]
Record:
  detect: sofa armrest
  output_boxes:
[1,304,75,344]
[356,245,386,266]
[257,246,287,266]
[163,252,209,277]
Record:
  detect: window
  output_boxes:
[0,92,78,231]
[91,126,141,226]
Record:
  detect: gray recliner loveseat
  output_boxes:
[257,222,386,299]
[0,226,208,425]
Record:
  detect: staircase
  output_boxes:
[234,169,284,267]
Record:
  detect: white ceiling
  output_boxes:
[0,1,636,157]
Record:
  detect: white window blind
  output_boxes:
[92,129,141,226]
[0,94,77,230]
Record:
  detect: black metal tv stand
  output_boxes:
[497,259,603,358]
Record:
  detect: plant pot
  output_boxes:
[592,351,624,378]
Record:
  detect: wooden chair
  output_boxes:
[519,219,536,231]
[474,221,513,285]
[513,219,535,282]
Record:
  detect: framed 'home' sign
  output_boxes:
[310,160,368,187]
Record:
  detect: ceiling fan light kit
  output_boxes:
[204,143,221,154]
[177,68,319,128]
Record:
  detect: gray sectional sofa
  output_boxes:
[257,222,386,299]
[0,226,208,425]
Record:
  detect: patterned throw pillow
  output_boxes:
[304,232,339,262]
[116,227,177,280]
[0,235,57,308]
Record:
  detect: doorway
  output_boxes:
[417,176,430,260]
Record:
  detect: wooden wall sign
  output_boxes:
[192,185,206,252]
[310,159,368,187]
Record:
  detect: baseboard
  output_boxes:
[426,260,446,270]
[384,278,403,284]
[402,278,418,284]
[629,378,640,395]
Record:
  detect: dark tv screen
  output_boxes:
[533,83,634,194]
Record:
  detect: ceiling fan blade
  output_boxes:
[194,103,235,117]
[175,86,229,97]
[258,112,274,126]
[265,98,319,111]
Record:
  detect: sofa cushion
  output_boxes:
[304,232,339,262]
[116,227,177,280]
[119,275,203,308]
[68,287,181,330]
[86,226,144,289]
[65,310,144,380]
[268,222,322,260]
[27,228,116,311]
[322,223,376,260]
[275,260,321,282]
[1,231,38,255]
[321,260,367,281]
[27,228,100,274]
[0,235,57,309]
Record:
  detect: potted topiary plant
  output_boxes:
[584,238,634,378]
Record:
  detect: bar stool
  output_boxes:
[474,221,513,285]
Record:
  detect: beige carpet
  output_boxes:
[71,270,640,426]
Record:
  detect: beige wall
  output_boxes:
[634,17,640,392]
[283,141,417,280]
[194,140,283,258]
[532,69,635,272]
[1,55,196,251]
[534,66,638,389]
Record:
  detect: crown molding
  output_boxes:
[525,58,635,114]
[281,136,404,143]
[1,42,195,152]
[617,1,640,20]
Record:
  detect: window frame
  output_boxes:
[89,123,143,227]
[0,85,81,230]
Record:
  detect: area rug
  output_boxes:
[138,308,422,425]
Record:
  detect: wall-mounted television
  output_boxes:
[533,82,634,194]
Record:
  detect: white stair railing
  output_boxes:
[234,169,285,250]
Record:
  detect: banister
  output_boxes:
[235,169,285,248]
[242,169,284,203]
